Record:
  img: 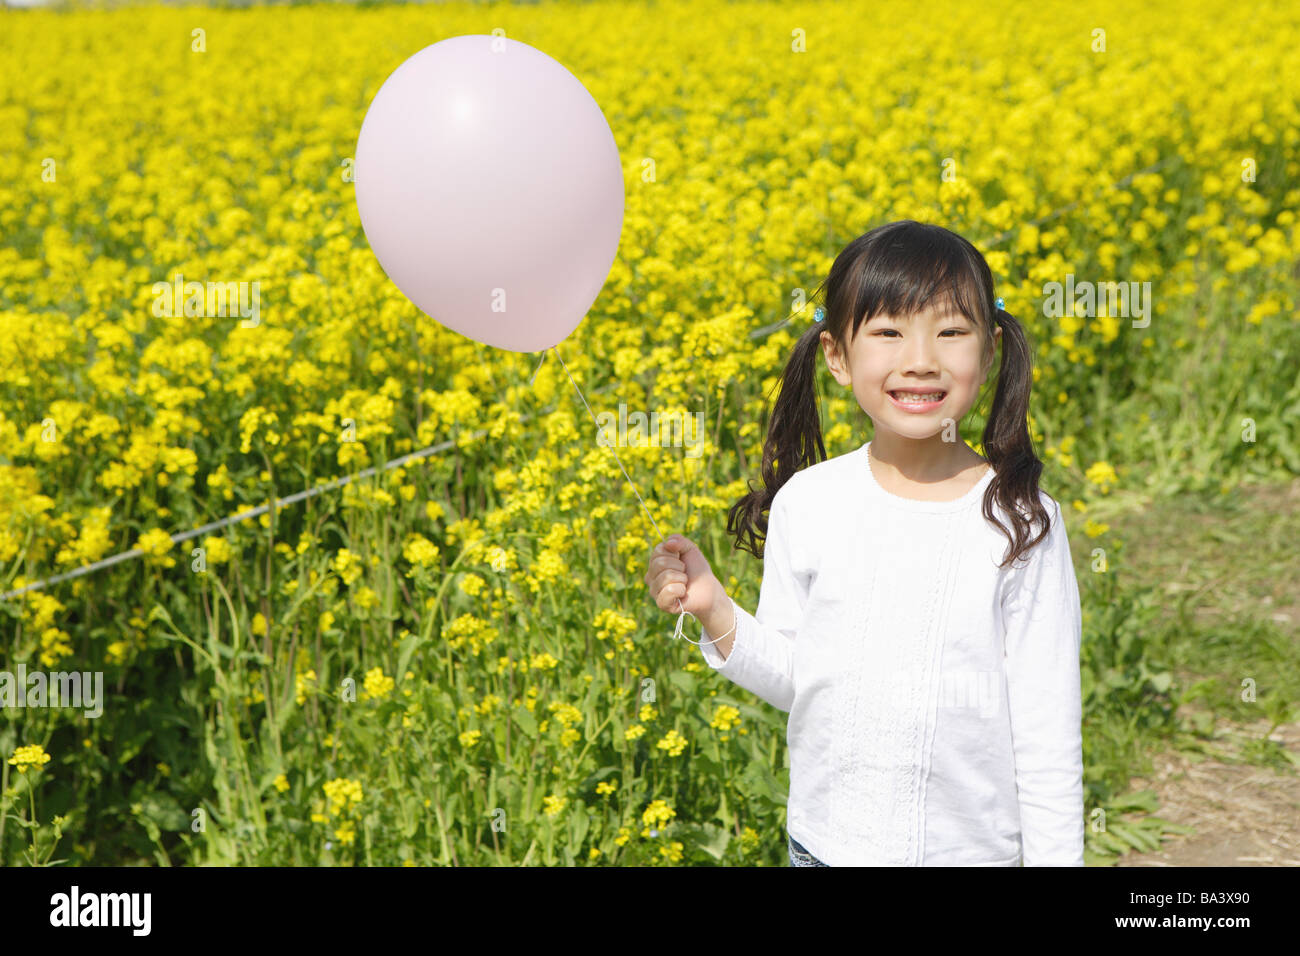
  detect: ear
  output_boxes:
[821,330,851,386]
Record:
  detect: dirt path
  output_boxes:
[1113,716,1300,866]
[1090,476,1300,867]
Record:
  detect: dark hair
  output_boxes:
[726,219,1051,570]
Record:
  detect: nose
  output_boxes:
[901,333,941,374]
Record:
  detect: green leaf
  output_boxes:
[1090,829,1130,855]
[571,807,590,847]
[133,792,190,831]
[716,789,733,830]
[513,705,538,739]
[741,758,787,803]
[577,766,620,791]
[1106,789,1159,814]
[696,822,732,860]
[1108,820,1160,852]
[395,630,422,681]
[667,671,698,696]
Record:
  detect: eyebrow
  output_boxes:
[869,309,966,321]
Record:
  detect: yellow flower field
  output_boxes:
[0,0,1298,865]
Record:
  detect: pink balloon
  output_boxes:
[355,35,625,354]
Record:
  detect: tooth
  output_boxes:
[896,392,942,401]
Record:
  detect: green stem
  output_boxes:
[27,783,37,864]
[0,751,10,854]
[209,578,269,850]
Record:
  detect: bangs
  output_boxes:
[839,222,991,341]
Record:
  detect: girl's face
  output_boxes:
[820,295,1000,444]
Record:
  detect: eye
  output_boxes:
[874,329,966,338]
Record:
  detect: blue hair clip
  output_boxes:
[813,305,825,322]
[995,297,1005,311]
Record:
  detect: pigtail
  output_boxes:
[980,306,1053,569]
[726,319,827,559]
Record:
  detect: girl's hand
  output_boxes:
[645,534,721,618]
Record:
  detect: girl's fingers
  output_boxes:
[648,552,685,572]
[656,569,687,591]
[654,578,686,602]
[658,583,685,610]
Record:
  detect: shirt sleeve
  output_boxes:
[1001,496,1085,866]
[698,485,808,713]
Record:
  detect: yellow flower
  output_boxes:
[322,777,363,817]
[362,666,394,700]
[530,652,559,671]
[549,702,583,727]
[1083,519,1110,538]
[641,798,676,833]
[201,535,231,565]
[710,704,741,732]
[656,729,688,757]
[295,669,317,706]
[403,534,440,568]
[1085,461,1119,493]
[659,841,684,863]
[251,612,268,637]
[542,794,567,817]
[596,781,617,796]
[485,546,513,573]
[639,704,658,722]
[273,773,290,793]
[8,744,52,773]
[441,614,498,655]
[458,729,482,749]
[526,549,566,593]
[333,824,356,846]
[54,506,113,567]
[136,527,176,567]
[39,627,73,667]
[624,724,646,741]
[332,549,364,586]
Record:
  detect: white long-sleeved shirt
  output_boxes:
[700,439,1084,866]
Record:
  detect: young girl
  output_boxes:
[645,220,1084,867]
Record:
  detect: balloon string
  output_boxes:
[542,345,729,647]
